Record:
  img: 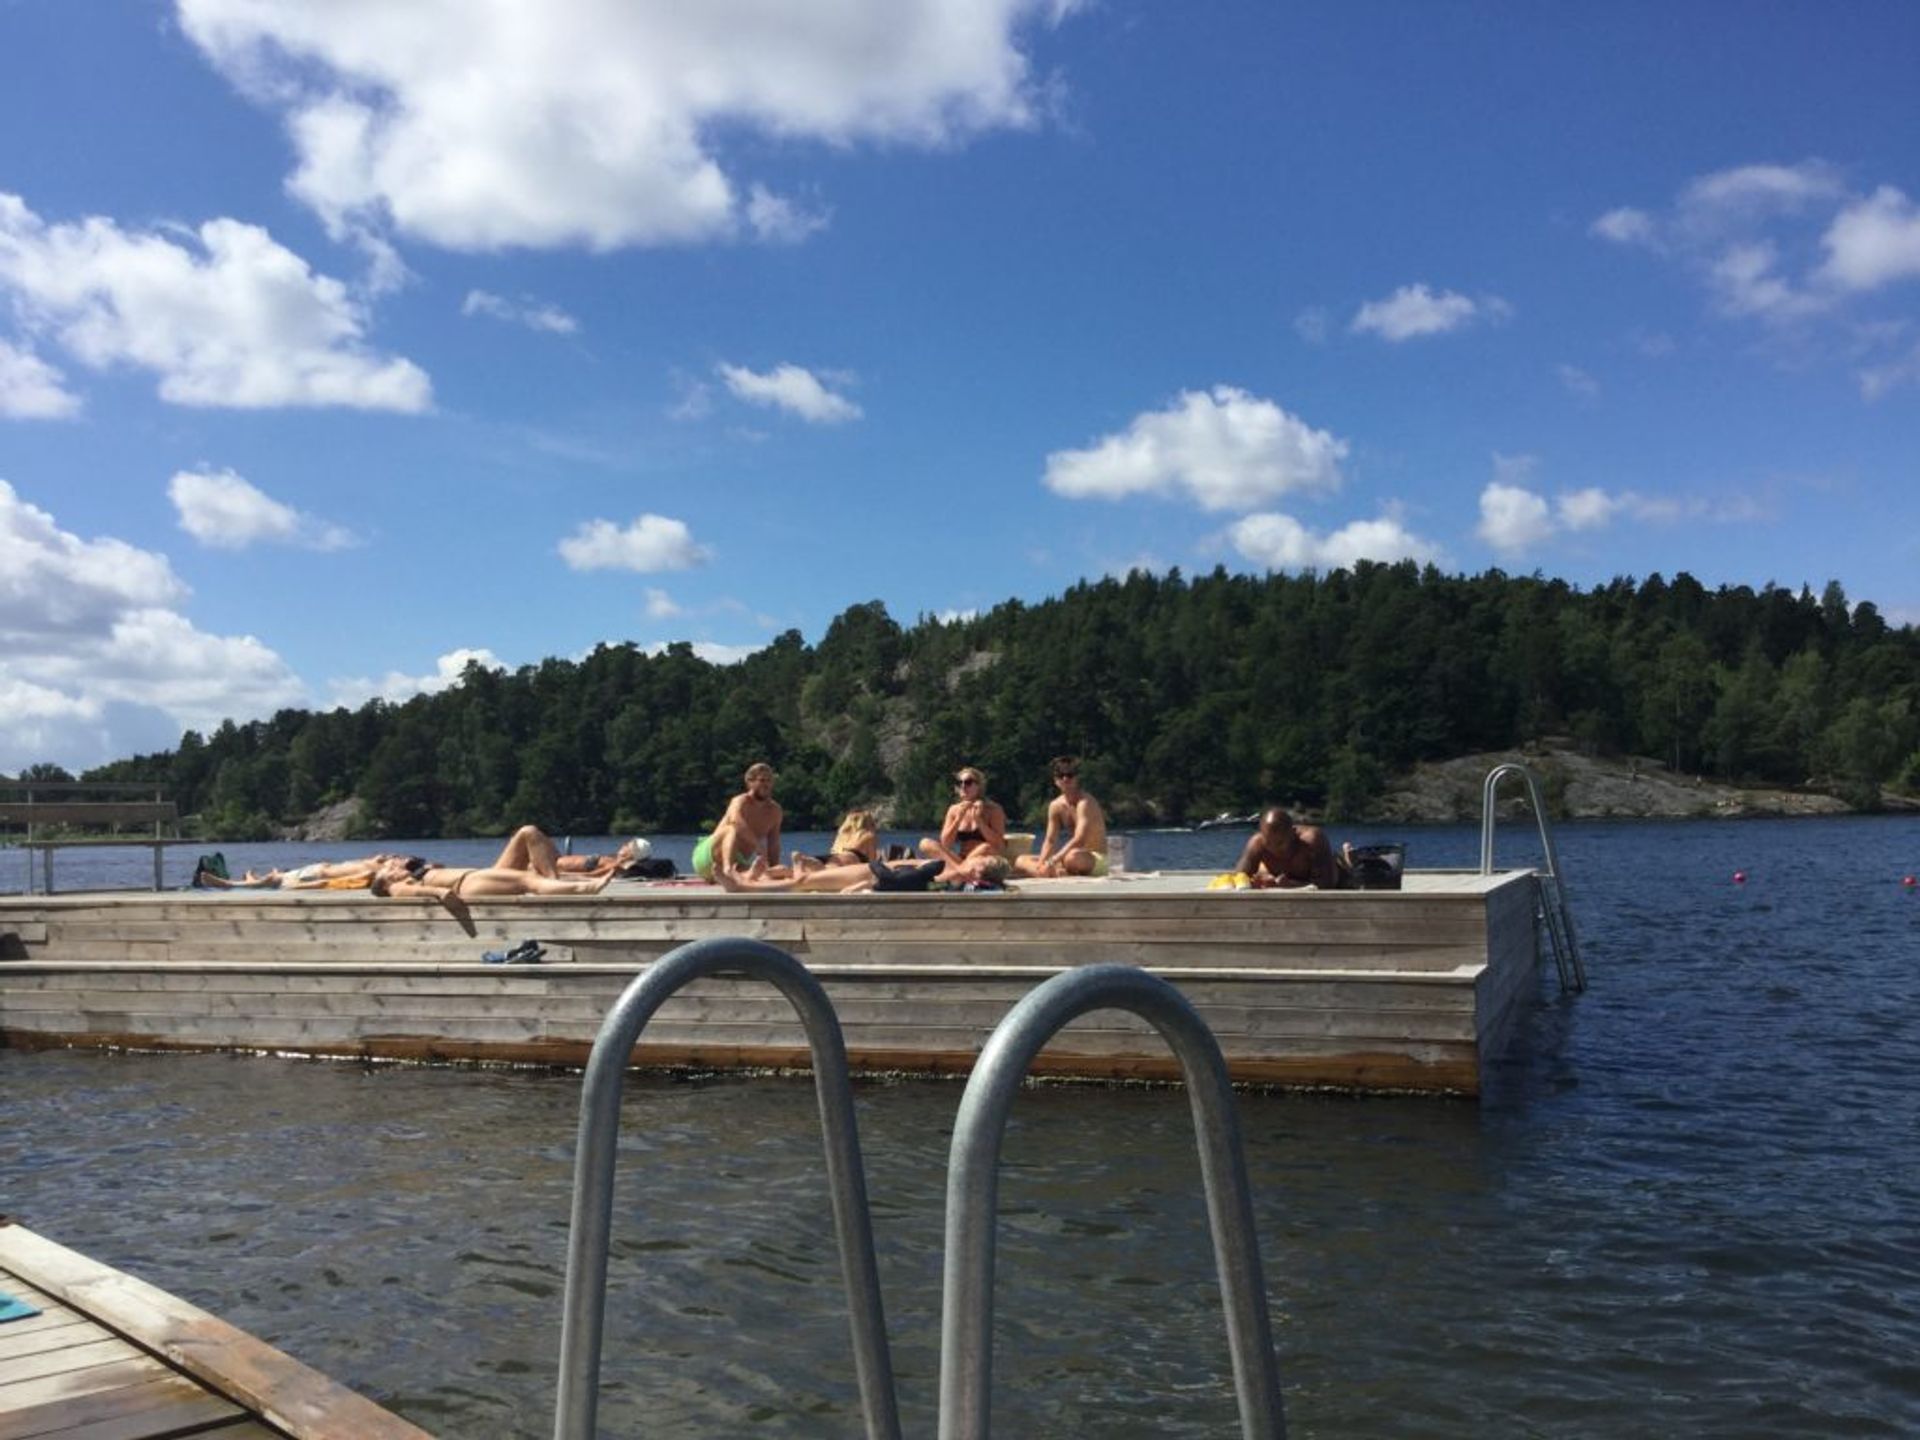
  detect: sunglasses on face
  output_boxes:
[957,777,981,788]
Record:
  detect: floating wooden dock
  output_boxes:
[0,1218,429,1439]
[0,870,1544,1095]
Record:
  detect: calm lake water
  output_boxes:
[4,817,1919,1436]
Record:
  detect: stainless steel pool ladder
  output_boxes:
[940,962,1285,1439]
[554,941,1287,1439]
[552,937,901,1440]
[1480,762,1586,992]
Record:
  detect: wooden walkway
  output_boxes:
[0,1220,430,1440]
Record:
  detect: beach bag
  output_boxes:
[1344,843,1405,890]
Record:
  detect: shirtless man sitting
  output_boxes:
[1015,756,1110,877]
[1236,807,1347,889]
[693,763,784,879]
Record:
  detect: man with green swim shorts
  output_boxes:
[695,762,785,879]
[1015,755,1110,879]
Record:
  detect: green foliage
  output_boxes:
[73,568,1920,831]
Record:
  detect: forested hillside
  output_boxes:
[49,564,1920,838]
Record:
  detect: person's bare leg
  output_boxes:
[493,824,560,876]
[919,837,966,867]
[1055,847,1096,876]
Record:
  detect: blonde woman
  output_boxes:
[793,809,881,875]
[919,766,1006,867]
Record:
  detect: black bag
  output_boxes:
[1344,843,1405,890]
[617,856,678,880]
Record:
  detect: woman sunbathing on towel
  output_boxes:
[198,854,398,890]
[370,856,613,899]
[713,851,1011,894]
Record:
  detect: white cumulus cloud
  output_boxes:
[1044,386,1347,512]
[1591,206,1656,246]
[0,480,306,771]
[1593,162,1920,364]
[641,639,763,666]
[643,587,682,619]
[1819,185,1920,293]
[0,337,80,419]
[462,289,579,334]
[1476,461,1757,558]
[169,468,355,550]
[176,0,1080,253]
[1229,510,1441,572]
[559,513,712,572]
[327,646,503,710]
[1350,283,1509,342]
[1476,482,1556,555]
[0,192,430,411]
[717,362,862,423]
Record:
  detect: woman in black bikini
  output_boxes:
[792,810,881,875]
[919,766,1007,869]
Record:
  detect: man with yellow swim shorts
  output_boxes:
[1014,756,1110,878]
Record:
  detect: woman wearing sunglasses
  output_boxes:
[919,765,1007,869]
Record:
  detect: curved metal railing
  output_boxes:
[552,936,902,1440]
[1479,762,1585,992]
[937,963,1286,1439]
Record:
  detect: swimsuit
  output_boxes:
[1085,851,1109,878]
[953,828,985,852]
[692,834,753,880]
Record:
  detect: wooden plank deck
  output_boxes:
[0,869,1547,1095]
[0,1219,430,1440]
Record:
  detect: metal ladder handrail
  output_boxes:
[553,936,902,1440]
[1479,762,1586,992]
[938,963,1286,1440]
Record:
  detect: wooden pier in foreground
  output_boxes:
[0,869,1545,1095]
[0,1218,428,1440]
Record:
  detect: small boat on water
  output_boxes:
[1192,810,1258,830]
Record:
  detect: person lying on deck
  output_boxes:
[192,827,639,890]
[196,855,395,890]
[368,856,613,900]
[1236,807,1349,889]
[919,765,1007,869]
[1014,756,1109,878]
[491,825,646,877]
[712,851,1012,894]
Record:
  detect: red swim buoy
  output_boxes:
[1733,870,1747,884]
[1904,874,1917,889]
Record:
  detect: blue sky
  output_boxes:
[3,0,1919,774]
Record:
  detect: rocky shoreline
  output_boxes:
[1369,745,1913,825]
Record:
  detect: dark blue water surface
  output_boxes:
[4,817,1919,1437]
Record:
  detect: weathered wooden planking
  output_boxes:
[0,1369,241,1440]
[0,1222,430,1440]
